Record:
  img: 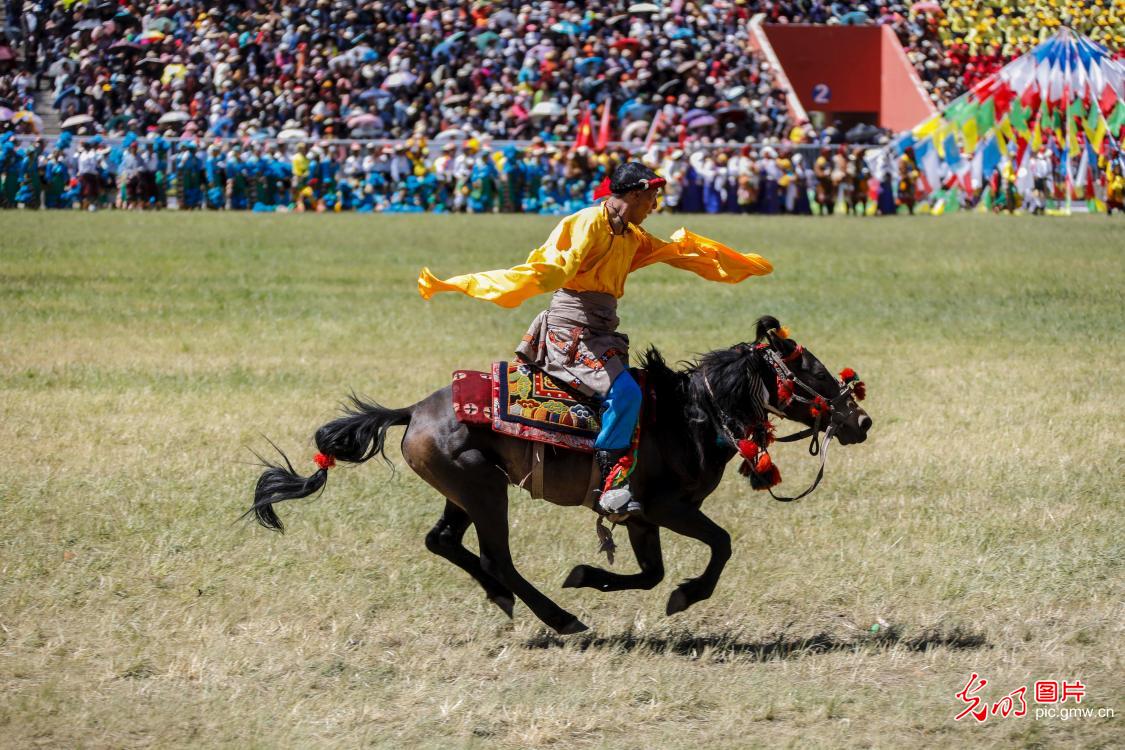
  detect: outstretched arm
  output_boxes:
[630,227,773,283]
[418,208,602,308]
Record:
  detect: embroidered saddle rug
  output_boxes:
[451,361,643,454]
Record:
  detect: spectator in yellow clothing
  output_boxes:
[290,143,309,203]
[418,162,772,517]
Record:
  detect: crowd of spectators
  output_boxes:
[4,2,1118,145]
[6,0,800,144]
[0,131,888,215]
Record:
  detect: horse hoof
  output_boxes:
[490,594,515,618]
[666,588,691,616]
[562,565,588,588]
[556,617,589,635]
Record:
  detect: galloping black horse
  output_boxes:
[248,316,871,634]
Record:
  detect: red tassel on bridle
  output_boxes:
[314,452,336,470]
[777,378,794,404]
[839,368,866,401]
[735,425,781,490]
[808,395,829,418]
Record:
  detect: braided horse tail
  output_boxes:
[245,395,412,532]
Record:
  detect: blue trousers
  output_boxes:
[594,370,642,450]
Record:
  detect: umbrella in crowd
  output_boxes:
[474,31,500,50]
[847,123,883,143]
[629,3,661,13]
[61,114,95,129]
[358,88,392,102]
[715,106,749,121]
[435,128,466,140]
[346,113,381,129]
[910,1,943,14]
[620,120,650,141]
[383,71,417,89]
[157,111,191,124]
[687,115,718,129]
[277,128,308,140]
[530,101,565,118]
[550,21,580,36]
[839,10,871,25]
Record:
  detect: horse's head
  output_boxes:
[753,316,872,445]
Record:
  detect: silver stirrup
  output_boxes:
[599,487,641,514]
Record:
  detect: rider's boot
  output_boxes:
[595,448,642,517]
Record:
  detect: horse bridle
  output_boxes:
[704,341,861,503]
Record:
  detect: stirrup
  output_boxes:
[598,487,642,518]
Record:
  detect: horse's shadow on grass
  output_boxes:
[523,625,989,661]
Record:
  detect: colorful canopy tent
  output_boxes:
[879,29,1125,214]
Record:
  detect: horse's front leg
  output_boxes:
[562,518,664,592]
[645,501,732,615]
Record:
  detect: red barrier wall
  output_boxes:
[880,26,936,131]
[761,24,935,130]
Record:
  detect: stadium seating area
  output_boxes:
[0,1,1122,143]
[7,0,798,142]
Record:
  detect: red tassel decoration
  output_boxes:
[314,452,336,470]
[593,176,612,200]
[777,379,794,403]
[839,367,857,382]
[737,439,759,460]
[809,395,829,418]
[755,452,773,474]
[853,381,866,400]
[764,465,781,487]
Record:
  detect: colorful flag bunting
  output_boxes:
[876,29,1125,212]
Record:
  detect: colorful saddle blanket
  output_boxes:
[452,361,635,453]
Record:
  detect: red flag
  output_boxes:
[595,100,612,152]
[573,109,593,150]
[1099,84,1118,116]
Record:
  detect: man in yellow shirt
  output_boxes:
[418,163,773,516]
[290,143,309,205]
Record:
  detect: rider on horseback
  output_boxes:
[418,162,773,517]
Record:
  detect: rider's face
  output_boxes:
[624,187,661,225]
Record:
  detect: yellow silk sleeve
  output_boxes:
[418,208,603,308]
[630,227,773,283]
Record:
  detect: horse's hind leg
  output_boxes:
[425,500,515,617]
[562,519,665,592]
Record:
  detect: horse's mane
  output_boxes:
[640,343,770,465]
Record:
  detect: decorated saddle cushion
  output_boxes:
[495,361,601,435]
[490,361,601,451]
[450,369,493,424]
[452,362,642,454]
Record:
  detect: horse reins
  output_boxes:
[704,341,860,503]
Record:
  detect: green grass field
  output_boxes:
[1,212,1122,749]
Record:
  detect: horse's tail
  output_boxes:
[246,394,412,532]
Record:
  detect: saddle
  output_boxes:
[451,362,644,502]
[452,361,605,452]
